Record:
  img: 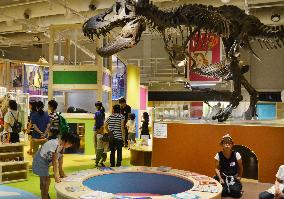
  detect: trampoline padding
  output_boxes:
[83,172,193,195]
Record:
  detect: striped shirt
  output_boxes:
[49,112,60,128]
[105,114,125,140]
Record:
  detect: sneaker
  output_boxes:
[100,162,105,167]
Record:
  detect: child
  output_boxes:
[214,134,243,198]
[140,112,150,139]
[96,127,108,167]
[32,132,80,199]
[126,113,136,149]
[48,127,60,140]
[93,101,105,159]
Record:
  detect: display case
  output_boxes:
[0,143,28,184]
[152,101,203,121]
[276,102,284,119]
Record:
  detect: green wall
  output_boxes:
[53,71,97,84]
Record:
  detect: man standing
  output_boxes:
[119,97,131,147]
[105,104,125,167]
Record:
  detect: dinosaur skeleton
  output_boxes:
[83,0,284,122]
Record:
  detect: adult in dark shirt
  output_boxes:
[214,134,243,198]
[119,97,131,147]
[31,101,50,140]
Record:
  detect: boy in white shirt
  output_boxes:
[126,113,136,149]
[259,165,284,199]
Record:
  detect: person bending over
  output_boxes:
[32,133,80,199]
[259,165,284,199]
[214,134,243,198]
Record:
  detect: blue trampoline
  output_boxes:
[83,172,194,196]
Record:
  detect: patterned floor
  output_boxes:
[0,185,39,199]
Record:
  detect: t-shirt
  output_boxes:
[126,120,136,134]
[105,114,124,140]
[94,110,105,131]
[31,112,50,133]
[4,110,19,133]
[268,165,284,194]
[215,151,241,176]
[121,105,131,125]
[96,134,104,150]
[40,138,63,164]
[214,152,241,161]
[49,111,60,128]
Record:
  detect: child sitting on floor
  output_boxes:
[32,132,80,199]
[96,127,108,167]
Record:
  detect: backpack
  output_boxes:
[9,112,22,134]
[56,112,70,135]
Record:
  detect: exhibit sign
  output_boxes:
[153,123,167,138]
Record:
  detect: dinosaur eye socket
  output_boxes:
[115,2,121,14]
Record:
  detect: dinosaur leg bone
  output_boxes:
[241,75,258,120]
[213,57,243,122]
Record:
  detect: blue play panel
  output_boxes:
[83,172,193,195]
[0,185,39,199]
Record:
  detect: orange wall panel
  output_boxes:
[152,123,284,183]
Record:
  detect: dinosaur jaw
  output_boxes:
[97,18,145,57]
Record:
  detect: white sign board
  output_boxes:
[153,123,167,138]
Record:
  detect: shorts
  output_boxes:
[128,133,136,141]
[32,150,50,176]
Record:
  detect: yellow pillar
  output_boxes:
[126,64,140,109]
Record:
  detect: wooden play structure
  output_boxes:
[48,24,112,155]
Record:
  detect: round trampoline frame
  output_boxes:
[55,166,222,199]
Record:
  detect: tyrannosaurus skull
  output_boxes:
[83,0,146,57]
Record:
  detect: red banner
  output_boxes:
[188,33,221,82]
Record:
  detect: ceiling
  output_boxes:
[0,0,284,85]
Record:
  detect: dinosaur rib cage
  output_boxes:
[191,60,231,80]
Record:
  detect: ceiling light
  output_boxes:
[221,0,230,3]
[271,14,280,22]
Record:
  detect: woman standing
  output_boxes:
[4,100,20,143]
[31,101,50,154]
